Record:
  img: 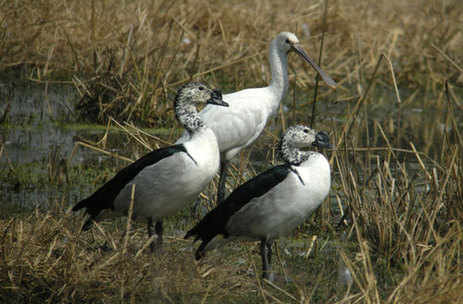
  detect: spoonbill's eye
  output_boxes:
[198,86,204,91]
[303,129,309,133]
[285,38,290,44]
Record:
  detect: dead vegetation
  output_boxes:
[1,0,463,303]
[2,0,461,125]
[1,110,462,302]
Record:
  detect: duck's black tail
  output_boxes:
[184,225,202,243]
[72,196,93,212]
[185,211,225,260]
[185,225,210,260]
[73,193,112,231]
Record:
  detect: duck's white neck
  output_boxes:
[278,139,314,166]
[267,38,289,107]
[175,99,204,135]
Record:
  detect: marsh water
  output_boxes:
[0,82,128,209]
[0,80,458,212]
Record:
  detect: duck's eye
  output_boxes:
[303,129,309,133]
[198,86,204,91]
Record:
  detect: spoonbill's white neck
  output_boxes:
[268,38,289,105]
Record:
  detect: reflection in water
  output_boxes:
[0,82,118,208]
[1,82,80,163]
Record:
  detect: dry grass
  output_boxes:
[2,0,461,125]
[1,103,462,303]
[1,122,462,303]
[1,0,463,303]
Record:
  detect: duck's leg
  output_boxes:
[147,218,155,252]
[217,159,229,204]
[266,241,273,266]
[155,220,163,249]
[147,219,164,252]
[260,239,275,281]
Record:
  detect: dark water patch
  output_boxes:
[0,81,179,210]
[0,82,124,209]
[1,81,83,163]
[0,81,76,123]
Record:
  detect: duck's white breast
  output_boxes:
[226,152,330,239]
[113,127,220,219]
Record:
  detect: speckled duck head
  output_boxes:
[277,125,331,165]
[174,82,228,133]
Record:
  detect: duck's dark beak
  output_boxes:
[312,131,332,149]
[207,89,229,107]
[291,44,337,89]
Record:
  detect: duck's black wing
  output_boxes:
[185,164,292,259]
[73,144,188,229]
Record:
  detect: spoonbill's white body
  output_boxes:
[177,32,336,203]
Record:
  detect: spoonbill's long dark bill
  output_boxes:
[73,83,228,252]
[177,32,336,203]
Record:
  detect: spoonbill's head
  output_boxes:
[275,32,337,89]
[282,125,331,149]
[176,82,229,107]
[275,32,301,54]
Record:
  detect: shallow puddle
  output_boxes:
[0,82,130,209]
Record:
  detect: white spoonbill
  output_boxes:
[185,125,332,281]
[73,82,228,252]
[177,32,336,203]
